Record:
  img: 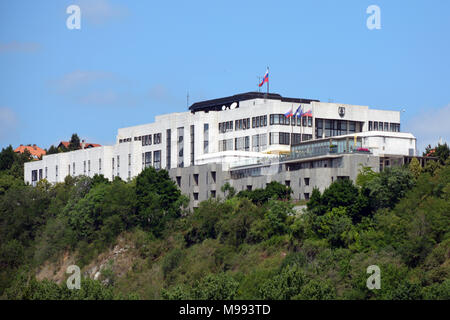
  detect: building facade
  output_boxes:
[25,92,417,208]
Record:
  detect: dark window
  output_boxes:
[304,177,310,186]
[154,150,161,170]
[193,174,199,186]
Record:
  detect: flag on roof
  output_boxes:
[303,109,312,117]
[284,106,294,118]
[294,105,303,118]
[258,69,269,87]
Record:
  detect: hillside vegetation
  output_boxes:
[0,144,449,300]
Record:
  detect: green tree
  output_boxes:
[68,133,81,151]
[46,145,59,155]
[135,167,182,235]
[221,182,236,199]
[0,145,16,171]
[408,157,422,179]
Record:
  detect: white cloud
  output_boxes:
[0,41,41,53]
[405,104,450,153]
[0,107,19,142]
[78,90,119,105]
[51,70,116,93]
[76,0,129,24]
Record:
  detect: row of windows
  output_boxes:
[219,139,234,152]
[175,171,217,188]
[269,132,291,145]
[315,119,359,138]
[219,121,233,133]
[286,158,344,171]
[235,136,250,151]
[235,118,251,131]
[138,133,162,146]
[252,115,268,128]
[142,150,161,170]
[368,121,400,132]
[220,114,311,133]
[270,114,313,127]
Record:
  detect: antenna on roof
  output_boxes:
[187,91,189,108]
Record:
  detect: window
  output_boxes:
[285,180,290,187]
[219,139,233,151]
[374,121,378,130]
[304,177,310,186]
[211,171,216,184]
[193,192,199,201]
[83,161,86,175]
[128,154,131,166]
[203,124,209,154]
[369,121,373,131]
[219,121,233,133]
[190,125,195,166]
[73,162,75,175]
[45,167,48,179]
[176,176,181,187]
[142,134,152,146]
[154,133,162,144]
[88,160,91,174]
[291,133,301,145]
[154,150,161,170]
[142,152,152,169]
[166,129,171,169]
[39,169,42,180]
[304,193,310,200]
[269,132,290,145]
[117,155,120,169]
[55,165,58,179]
[211,190,216,198]
[99,158,102,171]
[177,127,184,168]
[193,174,199,186]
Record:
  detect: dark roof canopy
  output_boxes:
[189,92,319,113]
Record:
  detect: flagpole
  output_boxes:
[291,104,294,151]
[267,66,269,95]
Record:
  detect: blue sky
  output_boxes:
[0,0,449,153]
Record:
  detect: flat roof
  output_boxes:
[189,92,320,113]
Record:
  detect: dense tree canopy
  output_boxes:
[0,143,448,300]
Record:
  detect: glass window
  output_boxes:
[154,150,161,169]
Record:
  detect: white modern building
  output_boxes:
[25,92,417,207]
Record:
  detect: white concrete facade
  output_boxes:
[24,92,415,186]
